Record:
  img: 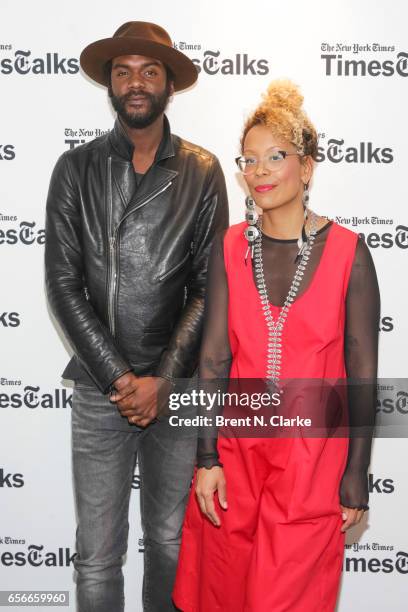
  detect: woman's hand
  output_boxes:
[340,505,365,532]
[339,467,369,532]
[195,466,227,527]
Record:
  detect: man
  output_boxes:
[45,21,228,612]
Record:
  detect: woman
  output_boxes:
[173,80,380,611]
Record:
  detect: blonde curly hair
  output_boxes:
[241,79,318,160]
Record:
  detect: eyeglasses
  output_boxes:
[235,148,303,175]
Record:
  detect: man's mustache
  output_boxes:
[121,91,154,103]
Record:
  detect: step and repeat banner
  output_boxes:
[1,1,407,610]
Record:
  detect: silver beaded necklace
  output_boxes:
[253,210,318,386]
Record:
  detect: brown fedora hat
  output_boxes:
[80,21,198,91]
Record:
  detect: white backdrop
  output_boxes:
[1,1,407,610]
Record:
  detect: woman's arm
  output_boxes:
[196,230,232,467]
[340,237,380,527]
[195,230,232,525]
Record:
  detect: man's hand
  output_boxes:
[110,372,173,427]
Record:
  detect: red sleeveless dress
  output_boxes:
[173,221,358,612]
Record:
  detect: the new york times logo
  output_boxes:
[0,144,15,160]
[331,215,407,250]
[0,378,21,385]
[0,469,24,488]
[64,128,110,150]
[0,385,72,409]
[0,537,26,544]
[0,544,76,567]
[320,42,408,77]
[343,548,408,574]
[0,217,44,246]
[317,134,393,164]
[0,49,79,76]
[322,43,396,54]
[173,43,269,76]
[334,215,393,227]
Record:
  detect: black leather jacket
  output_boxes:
[45,115,229,393]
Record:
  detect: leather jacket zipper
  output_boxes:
[107,157,172,336]
[107,156,116,335]
[108,235,117,335]
[118,179,173,225]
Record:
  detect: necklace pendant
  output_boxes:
[295,240,307,264]
[254,211,319,386]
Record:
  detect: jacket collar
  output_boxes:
[109,114,175,163]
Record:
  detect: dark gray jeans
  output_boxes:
[71,383,197,612]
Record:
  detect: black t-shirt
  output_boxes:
[134,172,144,187]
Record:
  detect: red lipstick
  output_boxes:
[254,184,276,193]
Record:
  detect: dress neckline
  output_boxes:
[247,221,337,309]
[261,220,332,244]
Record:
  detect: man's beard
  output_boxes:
[109,83,171,129]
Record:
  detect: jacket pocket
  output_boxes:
[155,250,191,282]
[140,328,172,349]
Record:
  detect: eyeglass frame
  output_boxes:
[235,148,304,175]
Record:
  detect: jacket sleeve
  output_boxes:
[155,156,229,381]
[45,152,132,393]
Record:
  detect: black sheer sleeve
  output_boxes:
[340,237,380,510]
[196,230,232,469]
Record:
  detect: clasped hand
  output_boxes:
[110,372,172,428]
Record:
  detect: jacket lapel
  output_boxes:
[108,115,179,219]
[111,160,136,210]
[121,164,178,218]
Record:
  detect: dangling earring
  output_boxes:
[302,183,310,210]
[295,184,311,263]
[302,184,309,208]
[244,196,260,264]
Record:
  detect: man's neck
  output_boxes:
[119,114,165,173]
[120,114,164,156]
